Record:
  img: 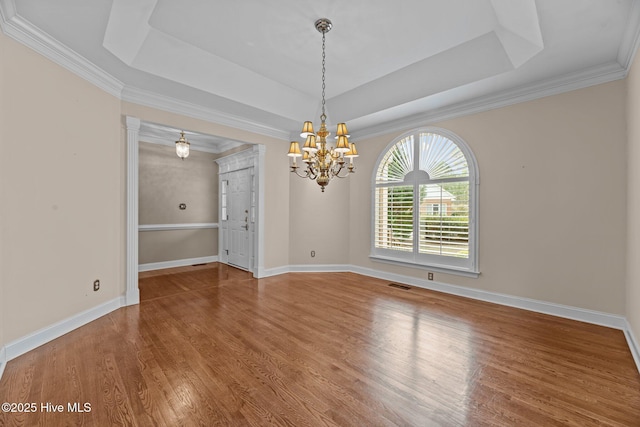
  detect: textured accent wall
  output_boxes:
[138,141,218,264]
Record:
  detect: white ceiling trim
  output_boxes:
[104,0,316,121]
[353,62,626,141]
[0,0,123,98]
[490,0,543,68]
[618,0,640,70]
[138,133,223,155]
[139,121,245,154]
[121,86,291,141]
[0,0,638,144]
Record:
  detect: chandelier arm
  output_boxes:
[331,163,349,178]
[291,168,312,179]
[307,165,319,180]
[333,167,353,178]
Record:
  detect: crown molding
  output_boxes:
[138,130,227,155]
[0,0,289,142]
[2,0,638,144]
[352,61,627,141]
[122,86,291,141]
[618,0,640,70]
[0,0,123,98]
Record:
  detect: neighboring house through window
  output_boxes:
[371,128,479,277]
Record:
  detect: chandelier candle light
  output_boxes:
[287,18,358,192]
[176,131,190,160]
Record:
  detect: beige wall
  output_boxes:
[627,52,640,344]
[121,102,291,270]
[139,229,218,264]
[0,28,6,354]
[288,168,351,265]
[138,142,218,264]
[349,80,627,314]
[0,33,123,342]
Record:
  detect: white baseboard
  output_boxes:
[349,265,627,330]
[2,263,637,382]
[269,263,637,372]
[263,264,627,331]
[0,346,6,380]
[259,264,352,277]
[138,256,218,272]
[289,264,352,273]
[258,265,290,278]
[4,296,125,362]
[624,320,640,373]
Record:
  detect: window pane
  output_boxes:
[375,185,414,252]
[418,182,469,258]
[419,133,469,179]
[376,135,414,184]
[221,180,228,221]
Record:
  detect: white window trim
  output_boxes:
[370,127,480,278]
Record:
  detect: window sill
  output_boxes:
[369,254,480,278]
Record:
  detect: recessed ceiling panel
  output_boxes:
[5,0,637,137]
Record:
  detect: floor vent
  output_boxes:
[192,263,207,267]
[388,283,411,290]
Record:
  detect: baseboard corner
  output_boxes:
[0,346,7,382]
[624,320,640,374]
[5,296,124,362]
[138,255,219,272]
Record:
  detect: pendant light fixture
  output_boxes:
[287,18,358,192]
[175,131,190,160]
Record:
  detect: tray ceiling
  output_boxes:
[1,0,638,141]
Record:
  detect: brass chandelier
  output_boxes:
[287,18,358,192]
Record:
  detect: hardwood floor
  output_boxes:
[1,263,639,426]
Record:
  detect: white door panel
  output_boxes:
[227,168,251,270]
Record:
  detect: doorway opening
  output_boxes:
[125,116,265,306]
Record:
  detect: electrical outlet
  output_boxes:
[428,272,434,281]
[311,250,316,258]
[93,279,100,291]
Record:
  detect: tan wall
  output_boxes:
[138,142,218,264]
[0,33,123,342]
[627,52,640,343]
[122,102,291,270]
[0,28,6,353]
[288,167,351,265]
[139,229,218,264]
[349,80,628,314]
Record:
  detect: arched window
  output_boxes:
[371,128,479,277]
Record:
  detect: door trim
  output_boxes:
[216,146,265,275]
[125,116,266,307]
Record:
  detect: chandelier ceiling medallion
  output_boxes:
[287,18,358,192]
[175,131,190,160]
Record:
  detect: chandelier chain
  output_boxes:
[287,18,356,192]
[321,30,326,121]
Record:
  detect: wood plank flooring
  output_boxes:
[1,263,639,426]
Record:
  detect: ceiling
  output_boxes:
[1,0,639,143]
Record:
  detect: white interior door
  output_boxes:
[227,168,252,270]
